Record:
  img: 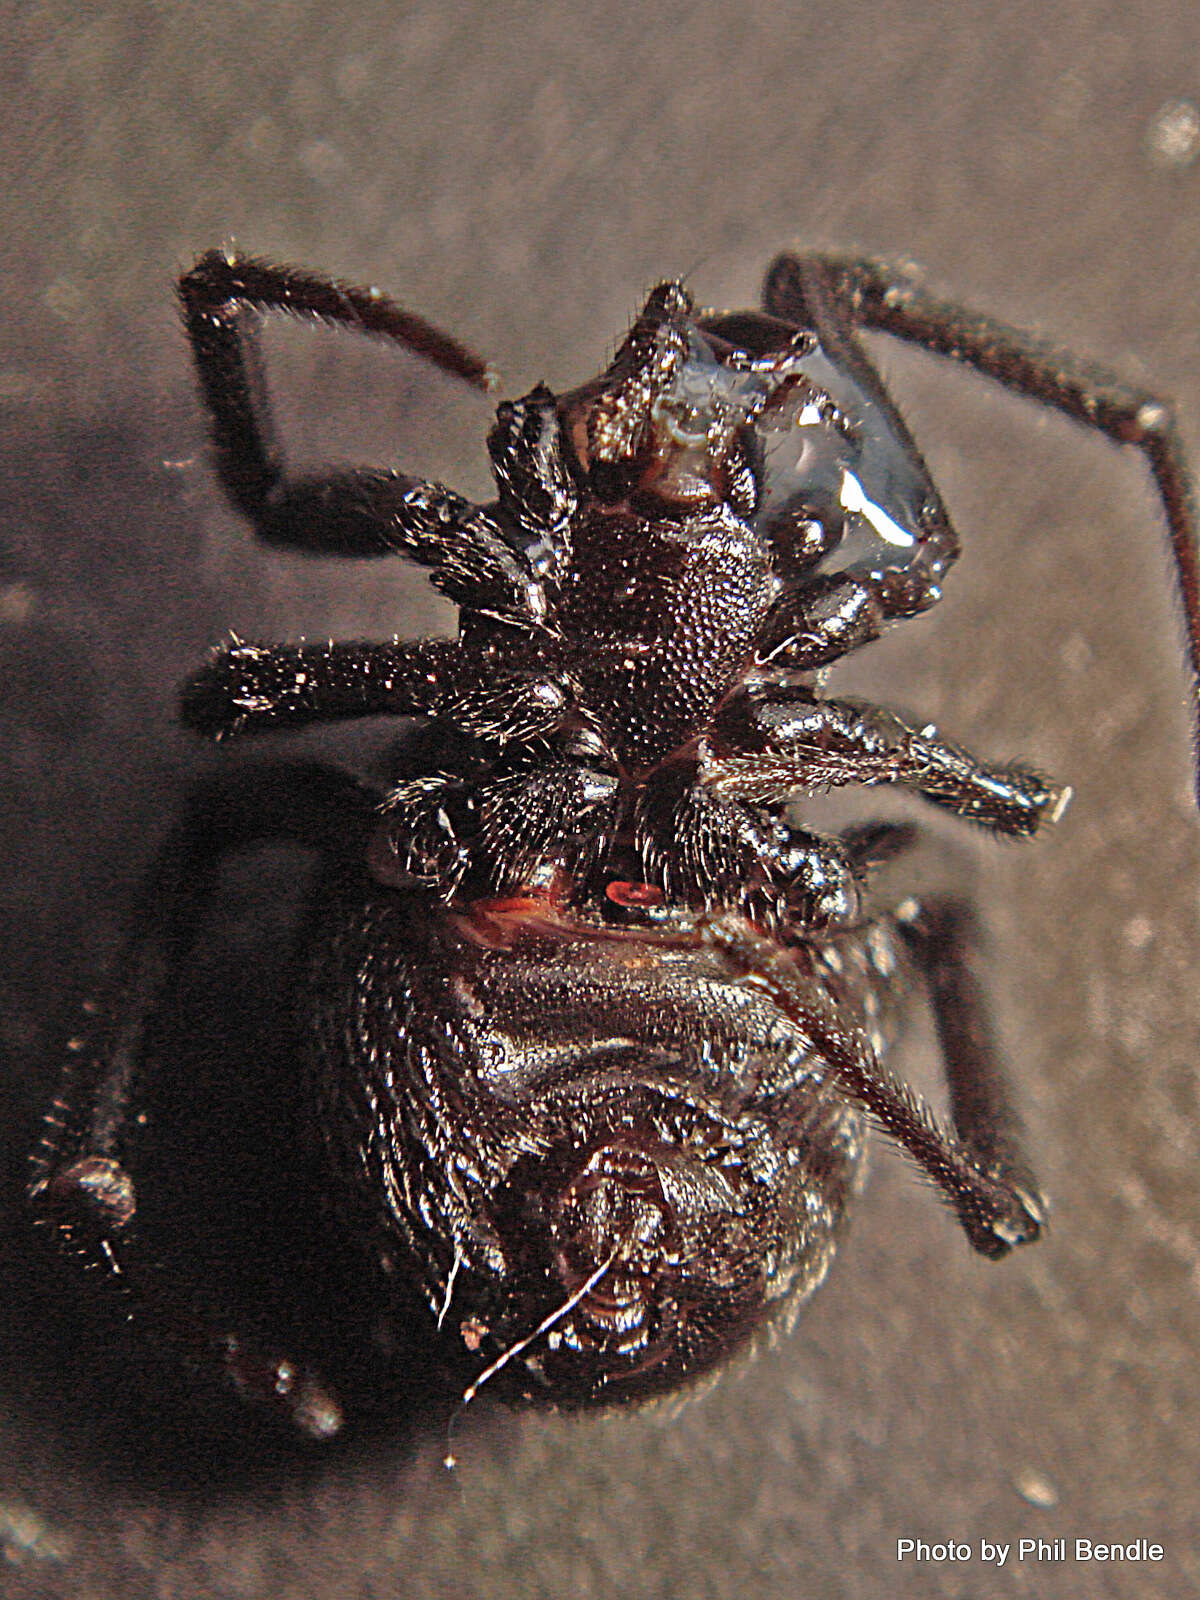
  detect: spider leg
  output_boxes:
[473,761,620,894]
[179,250,492,542]
[180,636,470,740]
[708,906,1045,1258]
[633,763,862,927]
[710,686,1069,837]
[897,898,1044,1228]
[181,636,576,750]
[764,251,1200,796]
[181,254,547,624]
[28,764,380,1437]
[367,758,619,900]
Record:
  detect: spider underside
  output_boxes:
[28,249,1200,1435]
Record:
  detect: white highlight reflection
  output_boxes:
[838,468,916,547]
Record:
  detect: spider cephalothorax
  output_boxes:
[30,250,1200,1432]
[182,261,1056,933]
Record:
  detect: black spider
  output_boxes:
[29,250,1200,1439]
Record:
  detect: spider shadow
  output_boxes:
[0,393,497,1497]
[3,836,493,1495]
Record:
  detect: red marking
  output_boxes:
[457,876,573,948]
[605,879,664,908]
[471,894,547,916]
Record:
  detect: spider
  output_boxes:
[29,250,1200,1440]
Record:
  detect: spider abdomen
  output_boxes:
[303,876,902,1405]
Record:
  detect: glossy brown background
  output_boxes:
[2,3,1197,1597]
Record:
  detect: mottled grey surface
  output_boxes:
[2,3,1198,1597]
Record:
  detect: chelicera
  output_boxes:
[30,250,1200,1439]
